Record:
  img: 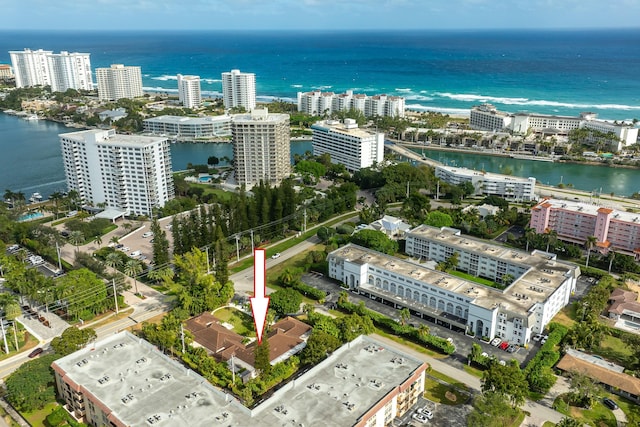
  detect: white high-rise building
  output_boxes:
[297,90,405,118]
[222,69,256,112]
[311,119,384,172]
[9,49,93,92]
[232,109,290,187]
[177,74,201,108]
[60,129,174,216]
[96,64,143,101]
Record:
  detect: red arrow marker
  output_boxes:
[250,249,270,344]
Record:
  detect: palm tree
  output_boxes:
[124,259,144,295]
[418,324,430,338]
[584,235,597,268]
[545,229,558,253]
[399,308,411,326]
[109,236,120,246]
[524,227,536,252]
[104,252,123,270]
[92,234,103,248]
[5,302,21,350]
[68,231,85,255]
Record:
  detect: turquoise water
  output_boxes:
[198,176,212,182]
[18,212,44,222]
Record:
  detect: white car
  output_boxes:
[412,413,429,424]
[490,337,502,347]
[142,232,153,238]
[416,408,434,419]
[120,246,130,252]
[271,253,281,259]
[532,334,543,342]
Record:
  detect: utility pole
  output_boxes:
[180,324,185,353]
[56,241,63,272]
[436,181,440,200]
[303,208,307,232]
[0,319,9,354]
[250,229,254,253]
[112,279,119,314]
[406,181,410,198]
[235,234,240,262]
[231,354,236,384]
[205,246,211,274]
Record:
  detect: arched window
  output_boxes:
[368,275,374,285]
[422,294,429,304]
[390,283,396,294]
[446,302,454,314]
[463,308,469,319]
[383,280,389,291]
[413,291,420,301]
[398,286,404,296]
[376,278,381,288]
[429,297,437,308]
[455,306,463,317]
[437,300,445,311]
[406,288,412,298]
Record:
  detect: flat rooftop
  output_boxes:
[312,120,379,139]
[436,165,534,183]
[53,333,425,427]
[252,335,425,427]
[144,115,230,125]
[534,198,639,223]
[60,129,167,148]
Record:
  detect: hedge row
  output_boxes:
[524,322,568,393]
[285,281,325,301]
[337,299,455,355]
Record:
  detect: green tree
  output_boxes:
[338,313,374,341]
[568,370,601,408]
[68,230,85,255]
[467,392,520,427]
[151,219,170,266]
[92,234,103,248]
[556,417,582,427]
[51,327,97,356]
[104,251,123,270]
[270,288,302,317]
[254,339,271,376]
[399,307,410,326]
[424,211,454,228]
[481,360,528,409]
[300,330,341,365]
[57,269,108,318]
[124,259,144,295]
[5,354,59,412]
[350,229,398,255]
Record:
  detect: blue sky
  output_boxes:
[4,0,640,30]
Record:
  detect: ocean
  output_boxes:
[1,29,639,120]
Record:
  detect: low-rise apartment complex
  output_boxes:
[311,119,384,172]
[530,198,640,258]
[52,331,426,427]
[298,89,405,118]
[435,165,536,201]
[143,115,231,139]
[328,226,579,345]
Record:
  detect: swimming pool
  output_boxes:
[19,212,44,222]
[198,176,212,183]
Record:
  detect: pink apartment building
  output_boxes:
[530,198,640,259]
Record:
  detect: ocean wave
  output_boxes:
[151,75,178,81]
[257,95,296,103]
[406,103,470,116]
[395,88,412,93]
[202,78,222,84]
[312,85,333,91]
[405,95,434,101]
[143,86,179,93]
[291,84,303,88]
[435,92,640,111]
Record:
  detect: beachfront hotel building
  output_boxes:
[328,226,579,344]
[469,103,513,131]
[232,109,290,187]
[311,119,384,172]
[297,89,405,118]
[60,129,174,216]
[222,69,256,112]
[9,49,93,92]
[96,64,144,101]
[143,115,231,139]
[530,198,640,259]
[435,165,536,201]
[177,74,201,108]
[52,331,426,427]
[471,104,638,151]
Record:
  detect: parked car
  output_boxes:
[490,337,502,347]
[507,344,517,353]
[412,413,429,424]
[130,250,141,257]
[28,347,43,358]
[142,232,153,238]
[416,408,433,419]
[603,398,618,410]
[541,335,549,345]
[532,334,543,342]
[271,252,281,259]
[499,341,509,350]
[120,246,130,252]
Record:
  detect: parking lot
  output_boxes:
[115,216,174,265]
[394,396,472,427]
[303,273,534,369]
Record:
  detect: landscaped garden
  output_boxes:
[212,307,255,337]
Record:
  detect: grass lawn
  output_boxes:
[427,370,470,391]
[188,183,233,201]
[542,422,556,427]
[22,402,59,427]
[595,334,634,366]
[463,365,484,378]
[447,270,503,289]
[212,307,255,337]
[551,305,577,328]
[553,395,617,427]
[371,327,448,359]
[423,377,468,405]
[0,329,38,362]
[605,394,640,426]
